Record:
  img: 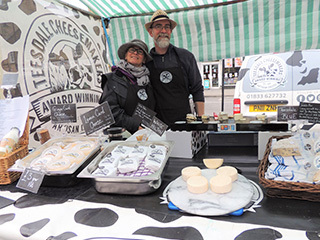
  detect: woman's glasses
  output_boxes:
[128,48,144,55]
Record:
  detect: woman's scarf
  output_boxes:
[115,60,150,86]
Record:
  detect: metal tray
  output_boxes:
[9,137,101,187]
[77,140,174,195]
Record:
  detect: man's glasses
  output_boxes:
[152,24,171,31]
[128,48,144,55]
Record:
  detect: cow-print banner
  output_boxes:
[0,190,315,240]
[0,0,108,148]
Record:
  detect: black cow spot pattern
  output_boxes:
[18,0,37,15]
[135,208,181,223]
[0,0,10,10]
[20,218,50,237]
[234,228,282,240]
[0,213,15,225]
[133,226,203,240]
[14,195,67,208]
[46,231,77,240]
[2,51,18,72]
[306,231,320,240]
[93,26,100,36]
[0,22,21,44]
[74,208,118,227]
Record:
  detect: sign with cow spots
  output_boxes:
[0,0,108,147]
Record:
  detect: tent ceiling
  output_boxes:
[79,0,239,18]
[79,0,320,64]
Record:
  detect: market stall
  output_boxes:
[0,145,319,239]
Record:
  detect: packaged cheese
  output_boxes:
[272,138,301,156]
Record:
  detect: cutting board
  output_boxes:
[167,169,254,216]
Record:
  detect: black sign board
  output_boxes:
[80,102,115,135]
[149,116,167,136]
[298,102,320,123]
[133,103,167,136]
[16,168,45,194]
[51,104,77,123]
[277,106,299,121]
[133,103,156,126]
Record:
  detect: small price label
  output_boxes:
[218,123,236,132]
[16,168,45,194]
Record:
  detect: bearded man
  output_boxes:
[145,10,205,127]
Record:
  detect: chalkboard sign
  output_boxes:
[298,102,320,123]
[16,168,45,194]
[149,116,168,136]
[80,102,115,135]
[277,106,299,121]
[51,104,77,123]
[133,103,156,127]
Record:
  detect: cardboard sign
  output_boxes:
[51,104,77,123]
[277,106,299,121]
[133,103,156,127]
[80,101,115,135]
[16,168,45,194]
[298,102,320,123]
[149,116,167,136]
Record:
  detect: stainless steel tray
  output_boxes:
[77,140,174,195]
[9,136,101,175]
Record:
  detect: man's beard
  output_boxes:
[154,34,170,48]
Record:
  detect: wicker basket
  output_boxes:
[0,116,29,185]
[258,135,320,202]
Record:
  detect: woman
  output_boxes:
[99,39,155,134]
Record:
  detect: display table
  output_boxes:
[0,146,319,240]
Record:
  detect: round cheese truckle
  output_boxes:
[187,175,209,194]
[216,166,238,182]
[210,175,232,194]
[203,158,224,169]
[181,166,201,181]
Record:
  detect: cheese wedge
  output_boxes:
[181,166,201,181]
[216,166,238,182]
[210,175,232,194]
[187,175,209,194]
[203,158,223,169]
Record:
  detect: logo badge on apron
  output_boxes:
[160,71,172,83]
[137,89,148,100]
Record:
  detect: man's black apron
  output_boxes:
[148,49,190,127]
[124,82,156,116]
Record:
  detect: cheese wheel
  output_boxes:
[216,166,238,182]
[187,175,208,194]
[210,175,232,194]
[203,158,223,169]
[181,166,201,181]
